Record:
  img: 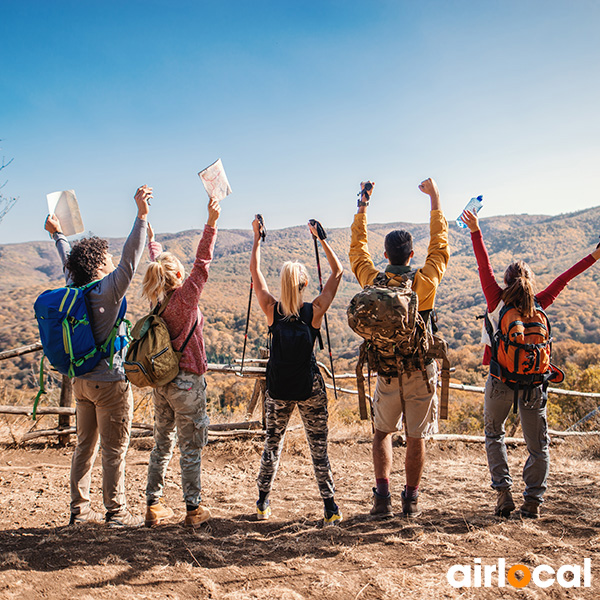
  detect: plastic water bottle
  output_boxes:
[456,195,483,229]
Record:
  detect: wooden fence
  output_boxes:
[1,341,599,445]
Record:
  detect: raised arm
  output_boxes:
[462,209,503,311]
[250,216,277,324]
[536,245,600,309]
[178,199,220,306]
[147,222,163,261]
[310,222,344,328]
[45,214,72,284]
[413,178,450,311]
[102,185,150,302]
[349,181,379,288]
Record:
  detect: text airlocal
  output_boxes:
[447,558,592,589]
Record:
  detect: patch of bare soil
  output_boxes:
[0,426,599,599]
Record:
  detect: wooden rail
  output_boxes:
[2,341,600,443]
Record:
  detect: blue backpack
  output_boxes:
[33,281,130,416]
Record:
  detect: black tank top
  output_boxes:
[266,303,322,401]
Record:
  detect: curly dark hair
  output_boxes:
[65,236,109,287]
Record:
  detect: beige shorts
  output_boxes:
[372,361,438,438]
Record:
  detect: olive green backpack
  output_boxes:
[124,292,197,388]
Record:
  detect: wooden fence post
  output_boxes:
[58,375,73,446]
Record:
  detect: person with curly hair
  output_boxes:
[64,236,111,287]
[44,185,151,527]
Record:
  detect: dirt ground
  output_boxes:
[0,423,599,600]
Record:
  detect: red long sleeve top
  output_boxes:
[148,225,217,376]
[470,229,596,365]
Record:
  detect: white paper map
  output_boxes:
[198,159,232,201]
[47,190,85,236]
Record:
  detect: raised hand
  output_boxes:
[207,198,221,228]
[461,210,480,232]
[44,214,62,234]
[134,185,152,219]
[418,178,439,198]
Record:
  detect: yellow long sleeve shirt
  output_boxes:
[349,210,449,312]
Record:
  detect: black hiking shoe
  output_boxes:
[370,488,393,518]
[401,490,421,518]
[495,489,516,518]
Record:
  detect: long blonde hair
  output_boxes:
[502,260,536,317]
[279,261,309,318]
[141,252,185,307]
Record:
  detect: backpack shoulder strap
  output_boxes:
[373,271,388,286]
[155,290,175,316]
[300,303,324,350]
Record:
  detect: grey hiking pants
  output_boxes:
[146,371,209,508]
[484,374,549,503]
[257,371,335,500]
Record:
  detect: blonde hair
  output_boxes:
[141,252,185,307]
[502,260,536,317]
[279,261,309,318]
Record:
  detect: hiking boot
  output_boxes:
[324,507,343,526]
[495,489,516,518]
[256,500,271,521]
[105,509,144,528]
[370,488,394,518]
[183,505,211,527]
[145,499,174,527]
[69,508,104,525]
[401,490,422,518]
[519,499,540,519]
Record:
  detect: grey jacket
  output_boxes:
[52,218,147,381]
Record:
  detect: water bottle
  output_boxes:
[456,195,483,229]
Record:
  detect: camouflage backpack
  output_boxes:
[347,271,450,421]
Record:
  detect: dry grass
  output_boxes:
[0,423,599,599]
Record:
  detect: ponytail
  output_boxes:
[141,252,185,307]
[502,260,536,317]
[279,261,309,318]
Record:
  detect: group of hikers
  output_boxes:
[40,177,600,528]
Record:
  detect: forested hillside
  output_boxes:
[2,207,600,394]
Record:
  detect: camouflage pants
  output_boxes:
[257,371,335,499]
[146,371,209,507]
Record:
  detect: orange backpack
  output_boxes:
[485,302,564,411]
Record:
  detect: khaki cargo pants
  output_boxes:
[70,378,134,515]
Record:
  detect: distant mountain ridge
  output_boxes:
[2,206,600,387]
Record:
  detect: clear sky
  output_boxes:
[1,0,599,243]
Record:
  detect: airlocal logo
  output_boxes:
[447,558,592,589]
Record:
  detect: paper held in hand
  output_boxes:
[47,190,85,236]
[198,159,232,202]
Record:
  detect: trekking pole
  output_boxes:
[309,219,338,399]
[241,214,266,374]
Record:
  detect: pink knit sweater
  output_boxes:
[148,225,217,376]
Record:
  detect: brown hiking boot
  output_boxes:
[145,499,174,527]
[519,499,540,519]
[183,505,211,527]
[401,490,421,518]
[495,489,516,518]
[370,489,393,518]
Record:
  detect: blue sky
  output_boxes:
[1,0,599,243]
